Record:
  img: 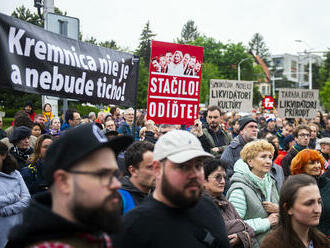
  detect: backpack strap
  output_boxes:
[118,189,136,215]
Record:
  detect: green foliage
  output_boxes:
[177,20,199,44]
[253,83,263,107]
[320,81,330,112]
[136,60,149,108]
[2,118,14,130]
[75,104,100,117]
[135,21,156,68]
[319,52,330,88]
[11,5,43,27]
[249,33,270,65]
[200,63,221,104]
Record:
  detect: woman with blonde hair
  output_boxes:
[227,140,279,247]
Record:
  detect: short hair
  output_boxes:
[308,122,319,132]
[290,149,325,175]
[124,141,154,176]
[207,105,221,115]
[43,103,52,111]
[202,158,225,180]
[65,109,77,122]
[124,107,134,115]
[110,106,118,116]
[13,111,33,129]
[50,117,60,126]
[88,112,95,118]
[293,125,311,138]
[240,139,274,162]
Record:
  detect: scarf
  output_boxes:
[292,143,306,153]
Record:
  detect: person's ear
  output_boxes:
[53,169,72,195]
[128,165,136,177]
[153,160,162,179]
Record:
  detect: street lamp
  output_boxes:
[294,40,313,89]
[238,57,250,81]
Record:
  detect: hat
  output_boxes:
[44,123,133,185]
[24,100,33,108]
[9,126,31,145]
[266,115,276,123]
[319,137,330,145]
[239,117,257,131]
[153,130,213,163]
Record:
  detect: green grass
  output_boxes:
[2,117,14,130]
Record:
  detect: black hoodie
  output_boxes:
[6,192,111,248]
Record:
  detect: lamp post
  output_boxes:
[238,57,250,81]
[294,40,313,89]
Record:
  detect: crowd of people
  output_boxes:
[0,101,329,248]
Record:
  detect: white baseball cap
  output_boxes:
[154,130,213,163]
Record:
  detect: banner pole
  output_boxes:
[132,56,140,141]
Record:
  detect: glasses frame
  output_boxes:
[67,169,121,187]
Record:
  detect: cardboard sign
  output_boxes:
[209,79,253,112]
[147,40,203,125]
[0,13,138,106]
[278,88,319,118]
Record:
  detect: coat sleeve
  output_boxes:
[0,192,20,208]
[0,171,31,217]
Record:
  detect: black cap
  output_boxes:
[24,100,33,107]
[9,126,31,145]
[239,117,257,131]
[44,123,133,185]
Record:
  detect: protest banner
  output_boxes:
[146,40,203,125]
[209,79,253,112]
[278,88,319,118]
[0,13,138,107]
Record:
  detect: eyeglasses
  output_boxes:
[298,133,311,138]
[172,158,205,172]
[209,173,226,183]
[67,169,121,187]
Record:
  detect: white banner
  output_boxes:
[209,79,253,112]
[278,88,319,118]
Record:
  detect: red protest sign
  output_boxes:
[147,40,203,125]
[262,96,275,110]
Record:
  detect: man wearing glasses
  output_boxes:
[281,124,311,177]
[120,130,230,248]
[7,123,132,247]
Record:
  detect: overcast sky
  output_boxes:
[1,0,329,56]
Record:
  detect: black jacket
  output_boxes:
[6,193,111,248]
[280,148,298,178]
[120,176,149,206]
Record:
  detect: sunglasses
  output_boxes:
[209,173,226,183]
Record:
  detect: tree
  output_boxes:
[177,20,199,44]
[249,33,271,65]
[253,83,263,107]
[11,5,43,27]
[320,81,330,112]
[135,21,156,68]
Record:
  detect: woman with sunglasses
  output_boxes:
[227,140,280,247]
[203,158,255,247]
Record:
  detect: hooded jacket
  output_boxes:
[6,192,113,248]
[0,170,30,248]
[221,135,247,178]
[119,176,150,214]
[227,159,279,248]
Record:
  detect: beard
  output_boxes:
[161,170,201,208]
[72,191,122,234]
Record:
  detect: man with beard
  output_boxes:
[6,123,133,248]
[119,141,154,214]
[193,105,231,157]
[120,130,230,248]
[221,117,258,179]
